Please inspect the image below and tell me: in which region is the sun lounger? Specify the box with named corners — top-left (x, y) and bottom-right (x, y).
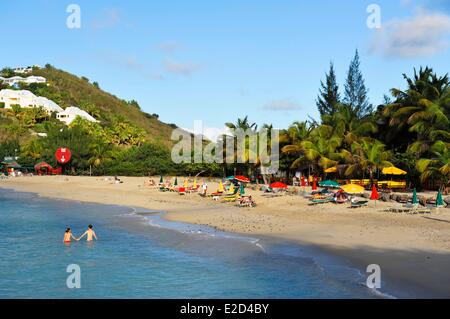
top-left (350, 200), bottom-right (369, 208)
top-left (222, 194), bottom-right (240, 202)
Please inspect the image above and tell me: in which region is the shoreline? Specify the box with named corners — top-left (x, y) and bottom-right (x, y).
top-left (1, 175), bottom-right (450, 298)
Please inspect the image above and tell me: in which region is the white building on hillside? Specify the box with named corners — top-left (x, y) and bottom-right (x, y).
top-left (0, 76), bottom-right (46, 86)
top-left (0, 89), bottom-right (63, 113)
top-left (56, 106), bottom-right (99, 125)
top-left (13, 66), bottom-right (36, 74)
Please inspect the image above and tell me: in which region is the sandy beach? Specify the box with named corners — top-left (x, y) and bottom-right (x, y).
top-left (1, 175), bottom-right (450, 298)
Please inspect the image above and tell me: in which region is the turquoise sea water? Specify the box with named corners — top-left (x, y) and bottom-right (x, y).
top-left (0, 189), bottom-right (378, 299)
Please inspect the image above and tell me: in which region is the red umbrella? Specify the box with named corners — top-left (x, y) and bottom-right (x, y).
top-left (301, 176), bottom-right (306, 187)
top-left (370, 184), bottom-right (379, 200)
top-left (235, 175), bottom-right (250, 183)
top-left (270, 182), bottom-right (288, 189)
top-left (312, 177), bottom-right (317, 190)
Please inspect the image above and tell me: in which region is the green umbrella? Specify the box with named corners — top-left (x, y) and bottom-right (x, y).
top-left (239, 183), bottom-right (245, 195)
top-left (174, 177), bottom-right (178, 186)
top-left (226, 176), bottom-right (235, 180)
top-left (436, 189), bottom-right (444, 207)
top-left (318, 180), bottom-right (340, 188)
top-left (412, 188), bottom-right (418, 205)
top-left (159, 176), bottom-right (163, 183)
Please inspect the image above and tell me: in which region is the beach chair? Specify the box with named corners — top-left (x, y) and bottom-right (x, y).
top-left (178, 187), bottom-right (186, 195)
top-left (350, 200), bottom-right (369, 208)
top-left (222, 194), bottom-right (240, 202)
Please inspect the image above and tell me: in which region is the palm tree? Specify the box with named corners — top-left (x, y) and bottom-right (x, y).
top-left (384, 67), bottom-right (450, 155)
top-left (416, 141), bottom-right (450, 189)
top-left (282, 125), bottom-right (341, 175)
top-left (88, 142), bottom-right (117, 173)
top-left (344, 138), bottom-right (392, 183)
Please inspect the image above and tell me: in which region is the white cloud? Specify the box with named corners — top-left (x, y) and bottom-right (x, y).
top-left (164, 59), bottom-right (201, 76)
top-left (370, 9), bottom-right (450, 58)
top-left (101, 51), bottom-right (164, 80)
top-left (91, 8), bottom-right (122, 29)
top-left (157, 41), bottom-right (184, 53)
top-left (262, 99), bottom-right (301, 111)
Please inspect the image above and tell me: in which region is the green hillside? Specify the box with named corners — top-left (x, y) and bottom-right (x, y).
top-left (31, 65), bottom-right (178, 146)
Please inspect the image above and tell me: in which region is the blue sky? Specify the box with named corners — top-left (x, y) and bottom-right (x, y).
top-left (1, 0), bottom-right (449, 139)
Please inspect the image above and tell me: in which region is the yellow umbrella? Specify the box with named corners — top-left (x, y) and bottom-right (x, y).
top-left (193, 180), bottom-right (197, 188)
top-left (229, 183), bottom-right (235, 193)
top-left (341, 184), bottom-right (365, 194)
top-left (382, 166), bottom-right (407, 175)
top-left (183, 179), bottom-right (188, 188)
top-left (218, 181), bottom-right (224, 192)
top-left (324, 167), bottom-right (337, 173)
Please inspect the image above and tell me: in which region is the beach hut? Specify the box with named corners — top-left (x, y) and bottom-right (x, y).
top-left (34, 162), bottom-right (53, 175)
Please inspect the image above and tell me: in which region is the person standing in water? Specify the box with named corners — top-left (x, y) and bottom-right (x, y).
top-left (78, 224), bottom-right (98, 242)
top-left (63, 227), bottom-right (78, 243)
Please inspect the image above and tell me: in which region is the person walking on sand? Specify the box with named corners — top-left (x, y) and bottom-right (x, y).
top-left (63, 227), bottom-right (78, 243)
top-left (78, 224), bottom-right (98, 242)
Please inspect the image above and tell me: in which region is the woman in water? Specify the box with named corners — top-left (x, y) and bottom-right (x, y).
top-left (63, 227), bottom-right (78, 243)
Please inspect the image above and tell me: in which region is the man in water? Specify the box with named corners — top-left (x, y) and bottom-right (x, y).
top-left (63, 227), bottom-right (78, 243)
top-left (78, 224), bottom-right (98, 242)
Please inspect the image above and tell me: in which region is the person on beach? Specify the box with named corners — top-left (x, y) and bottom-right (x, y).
top-left (78, 225), bottom-right (98, 242)
top-left (63, 227), bottom-right (78, 243)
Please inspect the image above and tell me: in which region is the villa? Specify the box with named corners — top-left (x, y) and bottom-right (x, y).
top-left (0, 89), bottom-right (63, 113)
top-left (56, 106), bottom-right (99, 125)
top-left (13, 66), bottom-right (38, 74)
top-left (0, 75), bottom-right (47, 86)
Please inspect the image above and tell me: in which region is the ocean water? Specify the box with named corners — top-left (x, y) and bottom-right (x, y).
top-left (0, 189), bottom-right (378, 299)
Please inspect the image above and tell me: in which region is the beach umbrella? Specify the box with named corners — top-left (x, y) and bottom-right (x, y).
top-left (174, 177), bottom-right (178, 186)
top-left (270, 182), bottom-right (288, 189)
top-left (311, 177), bottom-right (318, 191)
top-left (226, 176), bottom-right (235, 180)
top-left (235, 175), bottom-right (250, 183)
top-left (301, 176), bottom-right (306, 187)
top-left (218, 181), bottom-right (224, 193)
top-left (239, 183), bottom-right (245, 195)
top-left (382, 166), bottom-right (407, 175)
top-left (318, 180), bottom-right (340, 188)
top-left (159, 176), bottom-right (163, 184)
top-left (324, 167), bottom-right (337, 173)
top-left (183, 179), bottom-right (188, 188)
top-left (436, 190), bottom-right (445, 207)
top-left (370, 184), bottom-right (379, 200)
top-left (341, 184), bottom-right (365, 194)
top-left (412, 188), bottom-right (418, 205)
top-left (229, 183), bottom-right (235, 193)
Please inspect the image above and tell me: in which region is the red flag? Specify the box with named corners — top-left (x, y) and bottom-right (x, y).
top-left (370, 184), bottom-right (379, 200)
